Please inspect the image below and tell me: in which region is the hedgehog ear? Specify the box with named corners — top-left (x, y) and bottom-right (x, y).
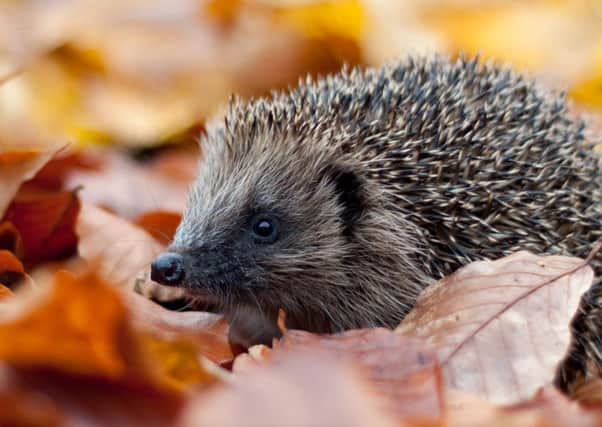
top-left (325, 166), bottom-right (365, 236)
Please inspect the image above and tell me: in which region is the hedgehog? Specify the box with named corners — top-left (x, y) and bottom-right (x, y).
top-left (150, 55), bottom-right (602, 387)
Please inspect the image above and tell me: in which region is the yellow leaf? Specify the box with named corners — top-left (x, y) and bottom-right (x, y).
top-left (271, 0), bottom-right (364, 42)
top-left (570, 40), bottom-right (602, 109)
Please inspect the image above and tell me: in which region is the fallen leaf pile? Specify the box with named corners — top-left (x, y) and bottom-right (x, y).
top-left (2, 0), bottom-right (602, 425)
top-left (0, 147), bottom-right (600, 425)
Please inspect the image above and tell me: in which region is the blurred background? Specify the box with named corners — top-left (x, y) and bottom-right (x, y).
top-left (1, 0), bottom-right (600, 150)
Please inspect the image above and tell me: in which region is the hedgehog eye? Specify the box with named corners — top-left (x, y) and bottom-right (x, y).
top-left (251, 215), bottom-right (279, 243)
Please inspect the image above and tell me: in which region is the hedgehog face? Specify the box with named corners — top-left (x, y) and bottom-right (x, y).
top-left (152, 116), bottom-right (427, 348)
top-left (151, 129), bottom-right (373, 345)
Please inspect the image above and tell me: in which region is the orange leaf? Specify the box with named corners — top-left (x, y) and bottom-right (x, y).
top-left (134, 210), bottom-right (182, 245)
top-left (3, 188), bottom-right (80, 265)
top-left (0, 267), bottom-right (222, 425)
top-left (125, 292), bottom-right (232, 365)
top-left (0, 269), bottom-right (148, 379)
top-left (0, 249), bottom-right (24, 274)
top-left (0, 249), bottom-right (25, 291)
top-left (142, 335), bottom-right (220, 389)
top-left (0, 284), bottom-right (13, 299)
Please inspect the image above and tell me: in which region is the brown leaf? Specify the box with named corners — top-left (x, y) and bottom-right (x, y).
top-left (273, 327), bottom-right (443, 421)
top-left (134, 210), bottom-right (182, 245)
top-left (69, 148), bottom-right (197, 219)
top-left (179, 352), bottom-right (398, 427)
top-left (25, 150), bottom-right (101, 191)
top-left (0, 148), bottom-right (57, 217)
top-left (77, 203), bottom-right (183, 301)
top-left (398, 251), bottom-right (594, 404)
top-left (3, 188), bottom-right (80, 265)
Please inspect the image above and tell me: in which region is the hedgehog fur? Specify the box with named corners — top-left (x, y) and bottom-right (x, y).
top-left (156, 55), bottom-right (602, 388)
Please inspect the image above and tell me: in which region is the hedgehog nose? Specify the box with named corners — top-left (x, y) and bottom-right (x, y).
top-left (151, 252), bottom-right (185, 286)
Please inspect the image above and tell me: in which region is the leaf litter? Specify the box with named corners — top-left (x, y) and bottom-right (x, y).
top-left (1, 1), bottom-right (602, 425)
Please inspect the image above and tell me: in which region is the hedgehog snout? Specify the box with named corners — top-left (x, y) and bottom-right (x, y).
top-left (151, 252), bottom-right (186, 286)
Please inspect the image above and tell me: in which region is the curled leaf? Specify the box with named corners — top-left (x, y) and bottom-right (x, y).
top-left (2, 188), bottom-right (80, 265)
top-left (0, 148), bottom-right (56, 217)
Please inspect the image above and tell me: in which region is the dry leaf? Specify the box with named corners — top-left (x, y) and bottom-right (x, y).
top-left (141, 336), bottom-right (221, 390)
top-left (25, 150), bottom-right (101, 191)
top-left (77, 203), bottom-right (183, 301)
top-left (69, 150), bottom-right (195, 219)
top-left (0, 267), bottom-right (220, 390)
top-left (0, 148), bottom-right (56, 217)
top-left (0, 269), bottom-right (150, 379)
top-left (179, 352), bottom-right (398, 427)
top-left (0, 0), bottom-right (360, 146)
top-left (0, 366), bottom-right (184, 427)
top-left (125, 291), bottom-right (232, 365)
top-left (3, 188), bottom-right (80, 265)
top-left (399, 251), bottom-right (594, 404)
top-left (274, 327), bottom-right (443, 421)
